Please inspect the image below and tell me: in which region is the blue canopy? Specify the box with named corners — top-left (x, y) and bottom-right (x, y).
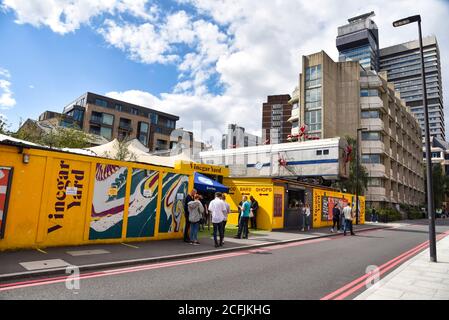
top-left (193, 172), bottom-right (229, 193)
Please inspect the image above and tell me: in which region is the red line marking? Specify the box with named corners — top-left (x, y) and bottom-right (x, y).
top-left (321, 229), bottom-right (449, 300)
top-left (0, 237), bottom-right (329, 292)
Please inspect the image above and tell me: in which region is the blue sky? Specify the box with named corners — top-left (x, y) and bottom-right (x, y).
top-left (1, 0), bottom-right (448, 146)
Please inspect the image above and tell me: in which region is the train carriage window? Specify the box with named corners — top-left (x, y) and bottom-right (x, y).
top-left (316, 150), bottom-right (322, 156)
top-left (323, 149), bottom-right (329, 155)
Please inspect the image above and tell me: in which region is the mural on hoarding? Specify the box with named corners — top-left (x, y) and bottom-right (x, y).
top-left (126, 169), bottom-right (159, 238)
top-left (158, 173), bottom-right (189, 234)
top-left (89, 164), bottom-right (128, 240)
top-left (0, 167), bottom-right (13, 239)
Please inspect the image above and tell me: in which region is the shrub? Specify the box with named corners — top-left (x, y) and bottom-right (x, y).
top-left (378, 207), bottom-right (402, 222)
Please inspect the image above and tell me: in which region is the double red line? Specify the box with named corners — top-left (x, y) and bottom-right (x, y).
top-left (321, 230), bottom-right (449, 300)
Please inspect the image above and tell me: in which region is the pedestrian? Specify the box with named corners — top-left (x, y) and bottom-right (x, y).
top-left (301, 203), bottom-right (311, 231)
top-left (221, 194), bottom-right (230, 242)
top-left (249, 196), bottom-right (259, 230)
top-left (371, 207), bottom-right (378, 223)
top-left (340, 202), bottom-right (346, 231)
top-left (235, 195), bottom-right (251, 239)
top-left (343, 202), bottom-right (355, 236)
top-left (188, 194), bottom-right (204, 245)
top-left (331, 203), bottom-right (341, 233)
top-left (208, 192), bottom-right (227, 248)
top-left (183, 189), bottom-right (197, 243)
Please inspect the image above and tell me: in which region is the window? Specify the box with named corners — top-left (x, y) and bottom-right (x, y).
top-left (95, 98), bottom-right (108, 108)
top-left (305, 87), bottom-right (321, 109)
top-left (323, 149), bottom-right (329, 155)
top-left (100, 127), bottom-right (112, 140)
top-left (362, 154), bottom-right (381, 164)
top-left (305, 65), bottom-right (322, 88)
top-left (316, 150), bottom-right (322, 156)
top-left (292, 103), bottom-right (299, 110)
top-left (362, 131), bottom-right (381, 141)
top-left (89, 125), bottom-right (100, 135)
top-left (131, 108), bottom-right (138, 115)
top-left (115, 104), bottom-right (123, 111)
top-left (361, 110), bottom-right (380, 119)
top-left (368, 178), bottom-right (384, 187)
top-left (166, 119), bottom-right (176, 129)
top-left (102, 113), bottom-right (114, 126)
top-left (292, 121), bottom-right (299, 129)
top-left (360, 89), bottom-right (379, 97)
top-left (150, 113), bottom-right (158, 125)
top-left (305, 110), bottom-right (322, 132)
top-left (138, 122), bottom-right (149, 146)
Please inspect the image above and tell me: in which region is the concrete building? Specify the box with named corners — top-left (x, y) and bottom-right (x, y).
top-left (292, 50), bottom-right (425, 208)
top-left (380, 36), bottom-right (444, 140)
top-left (262, 94), bottom-right (292, 144)
top-left (336, 11), bottom-right (380, 71)
top-left (61, 92), bottom-right (179, 151)
top-left (221, 124), bottom-right (262, 149)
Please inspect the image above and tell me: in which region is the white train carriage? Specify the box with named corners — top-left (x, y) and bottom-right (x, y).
top-left (199, 137), bottom-right (349, 180)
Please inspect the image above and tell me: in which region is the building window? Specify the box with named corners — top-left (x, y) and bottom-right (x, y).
top-left (100, 127), bottom-right (112, 140)
top-left (102, 113), bottom-right (114, 126)
top-left (138, 122), bottom-right (149, 146)
top-left (361, 110), bottom-right (380, 119)
top-left (362, 154), bottom-right (381, 164)
top-left (292, 103), bottom-right (299, 110)
top-left (166, 119), bottom-right (176, 129)
top-left (305, 87), bottom-right (322, 109)
top-left (115, 104), bottom-right (123, 111)
top-left (305, 110), bottom-right (322, 132)
top-left (131, 108), bottom-right (139, 115)
top-left (305, 65), bottom-right (322, 88)
top-left (150, 113), bottom-right (158, 125)
top-left (360, 89), bottom-right (379, 97)
top-left (89, 125), bottom-right (100, 136)
top-left (368, 178), bottom-right (384, 187)
top-left (362, 131), bottom-right (381, 141)
top-left (95, 98), bottom-right (108, 108)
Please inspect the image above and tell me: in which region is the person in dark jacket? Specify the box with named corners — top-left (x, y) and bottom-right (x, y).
top-left (331, 203), bottom-right (341, 233)
top-left (183, 189), bottom-right (197, 243)
top-left (249, 196), bottom-right (259, 229)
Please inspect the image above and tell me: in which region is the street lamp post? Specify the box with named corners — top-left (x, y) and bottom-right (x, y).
top-left (393, 15), bottom-right (437, 262)
top-left (355, 127), bottom-right (367, 225)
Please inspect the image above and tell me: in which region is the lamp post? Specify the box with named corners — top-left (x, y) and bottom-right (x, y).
top-left (393, 15), bottom-right (437, 262)
top-left (356, 127), bottom-right (367, 225)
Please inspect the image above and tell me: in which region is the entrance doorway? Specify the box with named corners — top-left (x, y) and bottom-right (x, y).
top-left (284, 189), bottom-right (305, 229)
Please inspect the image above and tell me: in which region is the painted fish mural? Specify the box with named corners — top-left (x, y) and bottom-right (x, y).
top-left (126, 169), bottom-right (159, 238)
top-left (89, 164), bottom-right (128, 240)
top-left (158, 173), bottom-right (189, 233)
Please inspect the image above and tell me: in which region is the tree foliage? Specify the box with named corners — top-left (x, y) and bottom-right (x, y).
top-left (101, 138), bottom-right (138, 162)
top-left (424, 163), bottom-right (449, 209)
top-left (333, 136), bottom-right (369, 195)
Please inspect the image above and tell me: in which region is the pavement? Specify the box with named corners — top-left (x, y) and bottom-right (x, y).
top-left (0, 223), bottom-right (386, 282)
top-left (355, 228), bottom-right (449, 300)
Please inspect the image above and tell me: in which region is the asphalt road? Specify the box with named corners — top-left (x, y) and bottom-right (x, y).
top-left (1, 220), bottom-right (449, 300)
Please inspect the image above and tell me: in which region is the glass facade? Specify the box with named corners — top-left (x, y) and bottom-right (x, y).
top-left (304, 65), bottom-right (322, 136)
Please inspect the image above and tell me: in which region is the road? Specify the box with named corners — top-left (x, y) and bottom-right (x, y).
top-left (1, 220), bottom-right (449, 300)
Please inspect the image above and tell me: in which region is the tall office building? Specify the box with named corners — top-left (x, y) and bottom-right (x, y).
top-left (379, 36), bottom-right (445, 140)
top-left (221, 124), bottom-right (262, 149)
top-left (336, 11), bottom-right (380, 71)
top-left (262, 94), bottom-right (292, 144)
top-left (290, 50), bottom-right (424, 208)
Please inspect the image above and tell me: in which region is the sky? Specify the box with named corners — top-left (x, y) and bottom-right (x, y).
top-left (1, 0), bottom-right (448, 148)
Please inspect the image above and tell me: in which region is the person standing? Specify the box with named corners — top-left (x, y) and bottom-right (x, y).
top-left (301, 203), bottom-right (311, 231)
top-left (249, 196), bottom-right (259, 230)
top-left (235, 196), bottom-right (251, 239)
top-left (221, 194), bottom-right (230, 242)
top-left (183, 189), bottom-right (197, 243)
top-left (371, 207), bottom-right (378, 223)
top-left (208, 192), bottom-right (227, 248)
top-left (331, 203), bottom-right (341, 233)
top-left (188, 194), bottom-right (204, 245)
top-left (343, 202), bottom-right (355, 236)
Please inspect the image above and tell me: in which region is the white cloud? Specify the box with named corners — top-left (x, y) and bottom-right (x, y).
top-left (3, 0), bottom-right (449, 142)
top-left (0, 67), bottom-right (16, 109)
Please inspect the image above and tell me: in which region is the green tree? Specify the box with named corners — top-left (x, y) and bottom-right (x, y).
top-left (102, 138), bottom-right (138, 162)
top-left (0, 116), bottom-right (10, 135)
top-left (333, 136), bottom-right (369, 195)
top-left (425, 164), bottom-right (449, 209)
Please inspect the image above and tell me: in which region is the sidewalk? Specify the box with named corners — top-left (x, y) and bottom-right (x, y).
top-left (355, 232), bottom-right (449, 300)
top-left (0, 223), bottom-right (387, 282)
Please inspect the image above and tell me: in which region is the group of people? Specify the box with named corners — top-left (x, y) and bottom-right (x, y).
top-left (183, 190), bottom-right (259, 248)
top-left (183, 189), bottom-right (231, 247)
top-left (330, 201), bottom-right (356, 236)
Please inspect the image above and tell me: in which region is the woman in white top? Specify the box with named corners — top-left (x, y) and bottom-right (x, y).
top-left (301, 203), bottom-right (311, 231)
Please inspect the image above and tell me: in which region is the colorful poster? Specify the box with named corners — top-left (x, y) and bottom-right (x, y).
top-left (126, 169), bottom-right (159, 238)
top-left (322, 196), bottom-right (344, 221)
top-left (89, 164), bottom-right (128, 240)
top-left (0, 167), bottom-right (13, 239)
top-left (158, 173), bottom-right (189, 234)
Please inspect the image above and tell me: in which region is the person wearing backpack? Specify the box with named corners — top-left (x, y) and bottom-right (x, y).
top-left (188, 194), bottom-right (204, 245)
top-left (331, 203), bottom-right (341, 233)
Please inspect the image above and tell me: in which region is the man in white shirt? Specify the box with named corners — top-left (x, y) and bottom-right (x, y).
top-left (342, 202), bottom-right (355, 236)
top-left (208, 192), bottom-right (227, 247)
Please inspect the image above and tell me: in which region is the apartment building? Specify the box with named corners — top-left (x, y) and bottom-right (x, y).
top-left (289, 50), bottom-right (425, 208)
top-left (221, 124), bottom-right (262, 149)
top-left (262, 94), bottom-right (292, 144)
top-left (61, 92), bottom-right (179, 151)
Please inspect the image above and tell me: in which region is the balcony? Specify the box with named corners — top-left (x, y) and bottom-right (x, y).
top-left (361, 118), bottom-right (384, 132)
top-left (361, 141), bottom-right (385, 155)
top-left (366, 187), bottom-right (388, 202)
top-left (360, 76), bottom-right (382, 88)
top-left (119, 123), bottom-right (133, 132)
top-left (364, 163), bottom-right (386, 178)
top-left (90, 116), bottom-right (102, 124)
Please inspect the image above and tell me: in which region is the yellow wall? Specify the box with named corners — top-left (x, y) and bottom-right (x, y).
top-left (0, 144), bottom-right (215, 250)
top-left (224, 178), bottom-right (280, 231)
top-left (312, 188), bottom-right (365, 228)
